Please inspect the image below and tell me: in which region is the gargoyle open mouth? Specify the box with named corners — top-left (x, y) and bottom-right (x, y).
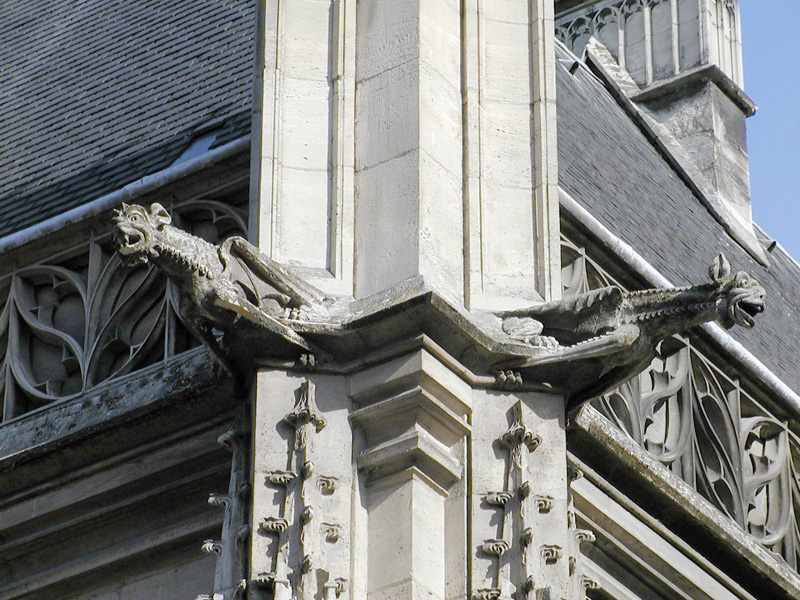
top-left (115, 225), bottom-right (145, 256)
top-left (729, 293), bottom-right (765, 328)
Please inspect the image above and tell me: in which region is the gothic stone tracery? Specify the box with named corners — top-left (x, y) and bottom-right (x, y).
top-left (0, 199), bottom-right (247, 422)
top-left (562, 235), bottom-right (800, 571)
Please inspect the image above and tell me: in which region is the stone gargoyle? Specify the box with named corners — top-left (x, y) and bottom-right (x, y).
top-left (495, 254), bottom-right (766, 413)
top-left (113, 202), bottom-right (335, 391)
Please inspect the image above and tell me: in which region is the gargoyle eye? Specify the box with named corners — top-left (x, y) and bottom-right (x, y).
top-left (130, 214), bottom-right (140, 222)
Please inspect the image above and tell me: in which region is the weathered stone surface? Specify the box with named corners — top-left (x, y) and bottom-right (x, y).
top-left (114, 202), bottom-right (344, 389)
top-left (494, 254), bottom-right (765, 410)
top-left (0, 348), bottom-right (226, 481)
top-left (571, 406), bottom-right (800, 600)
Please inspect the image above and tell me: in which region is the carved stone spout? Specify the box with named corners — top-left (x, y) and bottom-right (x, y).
top-left (113, 202), bottom-right (335, 392)
top-left (495, 254), bottom-right (766, 412)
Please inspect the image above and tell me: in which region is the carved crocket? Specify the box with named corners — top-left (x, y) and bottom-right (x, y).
top-left (113, 202), bottom-right (332, 390)
top-left (496, 254), bottom-right (765, 412)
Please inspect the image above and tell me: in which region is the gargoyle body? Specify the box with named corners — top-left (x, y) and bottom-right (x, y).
top-left (114, 203), bottom-right (332, 389)
top-left (497, 254), bottom-right (765, 412)
top-left (113, 204), bottom-right (765, 410)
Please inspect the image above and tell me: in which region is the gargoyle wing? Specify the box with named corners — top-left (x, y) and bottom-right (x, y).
top-left (499, 286), bottom-right (624, 335)
top-left (219, 236), bottom-right (328, 310)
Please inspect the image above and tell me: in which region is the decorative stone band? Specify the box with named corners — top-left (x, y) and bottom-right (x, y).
top-left (322, 578), bottom-right (348, 600)
top-left (317, 475), bottom-right (338, 494)
top-left (351, 384), bottom-right (469, 490)
top-left (259, 517), bottom-right (289, 534)
top-left (484, 491), bottom-right (513, 507)
top-left (265, 470), bottom-right (296, 486)
top-left (207, 493), bottom-right (232, 510)
top-left (573, 529), bottom-right (597, 546)
top-left (472, 589), bottom-right (503, 600)
top-left (201, 540), bottom-right (224, 556)
top-left (534, 496), bottom-right (554, 513)
top-left (540, 544), bottom-right (563, 564)
top-left (555, 0), bottom-right (743, 87)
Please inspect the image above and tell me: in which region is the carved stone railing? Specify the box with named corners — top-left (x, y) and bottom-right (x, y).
top-left (562, 236), bottom-right (800, 572)
top-left (0, 199), bottom-right (247, 423)
top-left (555, 0), bottom-right (742, 88)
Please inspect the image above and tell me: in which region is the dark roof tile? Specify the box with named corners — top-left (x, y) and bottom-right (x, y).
top-left (556, 43), bottom-right (800, 395)
top-left (0, 0), bottom-right (254, 237)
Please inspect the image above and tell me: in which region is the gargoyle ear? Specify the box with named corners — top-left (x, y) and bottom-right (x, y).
top-left (708, 253), bottom-right (732, 284)
top-left (149, 203), bottom-right (172, 228)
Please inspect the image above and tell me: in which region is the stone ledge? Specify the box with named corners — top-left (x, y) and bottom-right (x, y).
top-left (570, 405), bottom-right (800, 600)
top-left (0, 348), bottom-right (227, 474)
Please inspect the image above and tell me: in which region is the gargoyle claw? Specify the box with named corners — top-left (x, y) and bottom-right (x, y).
top-left (283, 304), bottom-right (328, 322)
top-left (495, 370), bottom-right (523, 389)
top-left (532, 335), bottom-right (559, 349)
top-left (298, 353), bottom-right (316, 371)
top-left (284, 306), bottom-right (304, 320)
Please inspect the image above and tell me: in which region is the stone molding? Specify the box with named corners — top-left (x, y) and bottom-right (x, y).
top-left (572, 406), bottom-right (800, 598)
top-left (350, 350), bottom-right (471, 491)
top-left (556, 0), bottom-right (744, 88)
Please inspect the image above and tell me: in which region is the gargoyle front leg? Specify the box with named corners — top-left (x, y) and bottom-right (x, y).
top-left (502, 316), bottom-right (559, 349)
top-left (498, 324), bottom-right (641, 369)
top-left (191, 321), bottom-right (245, 392)
top-left (212, 295), bottom-right (314, 353)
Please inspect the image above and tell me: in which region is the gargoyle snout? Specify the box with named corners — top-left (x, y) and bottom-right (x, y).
top-left (726, 274), bottom-right (766, 329)
top-left (112, 204), bottom-right (155, 264)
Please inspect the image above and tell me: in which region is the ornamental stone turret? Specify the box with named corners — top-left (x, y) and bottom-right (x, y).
top-left (556, 0), bottom-right (766, 264)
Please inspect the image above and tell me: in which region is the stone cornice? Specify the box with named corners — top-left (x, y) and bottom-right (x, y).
top-left (570, 406), bottom-right (800, 600)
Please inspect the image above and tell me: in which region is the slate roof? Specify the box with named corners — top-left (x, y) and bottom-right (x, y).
top-left (555, 42), bottom-right (800, 396)
top-left (0, 0), bottom-right (254, 238)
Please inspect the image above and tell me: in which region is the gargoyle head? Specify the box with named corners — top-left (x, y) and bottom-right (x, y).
top-left (708, 253), bottom-right (766, 329)
top-left (113, 203), bottom-right (172, 265)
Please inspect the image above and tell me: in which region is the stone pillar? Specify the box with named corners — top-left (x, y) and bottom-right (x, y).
top-left (250, 0), bottom-right (562, 308)
top-left (349, 349), bottom-right (471, 600)
top-left (249, 373), bottom-right (353, 600)
top-left (471, 390), bottom-right (572, 600)
top-left (250, 0), bottom-right (356, 295)
top-left (461, 0), bottom-right (561, 309)
top-left (247, 0), bottom-right (570, 597)
top-left (353, 0), bottom-right (466, 304)
top-left (245, 348), bottom-right (588, 600)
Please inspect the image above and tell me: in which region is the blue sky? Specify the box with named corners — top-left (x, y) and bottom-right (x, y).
top-left (740, 4), bottom-right (800, 260)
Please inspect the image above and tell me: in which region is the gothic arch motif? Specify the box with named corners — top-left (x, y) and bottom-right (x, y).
top-left (0, 199), bottom-right (247, 422)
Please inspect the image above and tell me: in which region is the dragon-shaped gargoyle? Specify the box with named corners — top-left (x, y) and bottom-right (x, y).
top-left (495, 254), bottom-right (765, 413)
top-left (114, 202), bottom-right (335, 391)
